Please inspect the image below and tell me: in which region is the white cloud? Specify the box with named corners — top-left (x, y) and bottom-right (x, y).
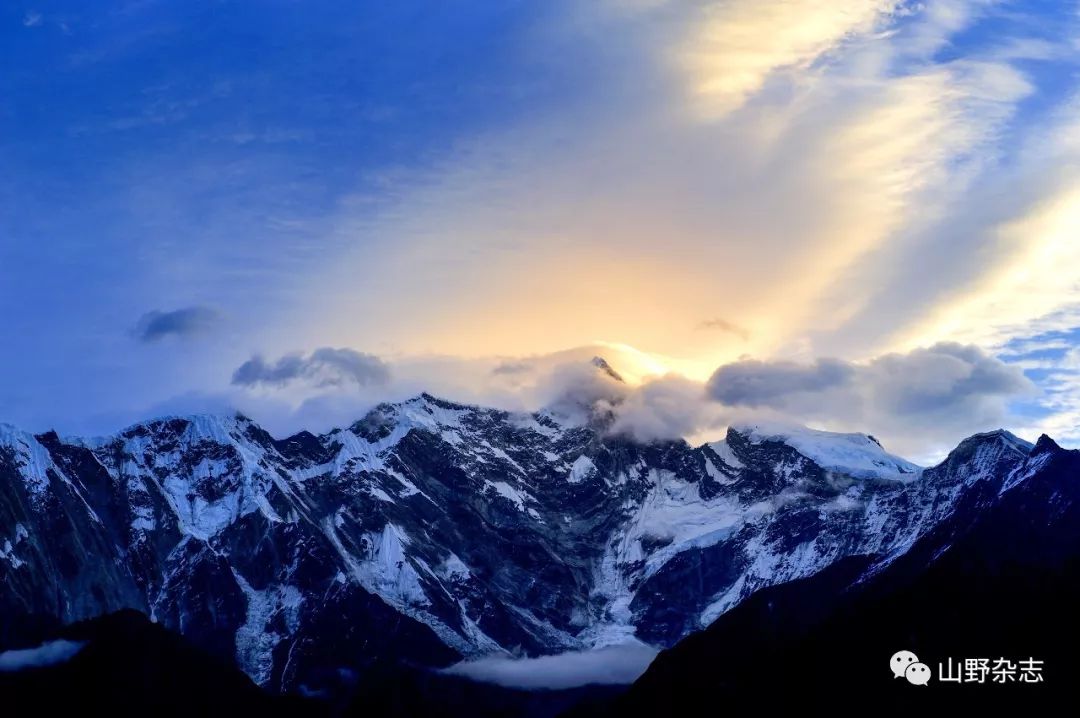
top-left (209, 339), bottom-right (1034, 465)
top-left (441, 643), bottom-right (658, 690)
top-left (676, 0), bottom-right (900, 119)
top-left (213, 5), bottom-right (1079, 456)
top-left (0, 640), bottom-right (85, 671)
top-left (288, 0), bottom-right (1050, 383)
top-left (899, 183), bottom-right (1080, 350)
top-left (706, 343), bottom-right (1034, 457)
top-left (37, 0), bottom-right (1078, 456)
top-left (218, 344), bottom-right (671, 437)
top-left (231, 348), bottom-right (391, 389)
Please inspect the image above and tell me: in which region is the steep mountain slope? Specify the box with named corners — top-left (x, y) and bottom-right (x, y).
top-left (605, 435), bottom-right (1080, 715)
top-left (0, 380), bottom-right (1045, 696)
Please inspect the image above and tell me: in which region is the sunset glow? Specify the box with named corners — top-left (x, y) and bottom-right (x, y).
top-left (3, 0), bottom-right (1079, 459)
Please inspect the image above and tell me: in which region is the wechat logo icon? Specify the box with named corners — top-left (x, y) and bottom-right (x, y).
top-left (891, 650), bottom-right (930, 686)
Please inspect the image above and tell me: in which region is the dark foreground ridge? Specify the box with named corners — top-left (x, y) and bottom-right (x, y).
top-left (0, 610), bottom-right (320, 717)
top-left (0, 609), bottom-right (623, 718)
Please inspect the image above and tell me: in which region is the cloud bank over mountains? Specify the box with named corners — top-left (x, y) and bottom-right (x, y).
top-left (216, 341), bottom-right (1030, 461)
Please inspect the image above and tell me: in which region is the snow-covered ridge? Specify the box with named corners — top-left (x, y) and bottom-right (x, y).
top-left (0, 424), bottom-right (55, 498)
top-left (730, 422), bottom-right (922, 481)
top-left (67, 412), bottom-right (255, 450)
top-left (954, 429), bottom-right (1033, 456)
top-left (0, 391), bottom-right (1057, 696)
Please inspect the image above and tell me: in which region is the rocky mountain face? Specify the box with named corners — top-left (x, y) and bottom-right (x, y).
top-left (603, 435), bottom-right (1080, 716)
top-left (0, 385), bottom-right (1049, 698)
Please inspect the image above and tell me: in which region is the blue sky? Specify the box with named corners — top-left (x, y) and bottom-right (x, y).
top-left (2, 0), bottom-right (566, 426)
top-left (2, 1), bottom-right (1079, 460)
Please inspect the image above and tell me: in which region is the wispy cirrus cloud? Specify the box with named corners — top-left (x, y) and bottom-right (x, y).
top-left (676, 0), bottom-right (902, 119)
top-left (302, 0), bottom-right (1043, 370)
top-left (5, 1), bottom-right (1080, 454)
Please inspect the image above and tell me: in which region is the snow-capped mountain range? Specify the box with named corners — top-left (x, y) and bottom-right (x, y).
top-left (0, 366), bottom-right (1049, 696)
top-left (613, 431), bottom-right (1080, 715)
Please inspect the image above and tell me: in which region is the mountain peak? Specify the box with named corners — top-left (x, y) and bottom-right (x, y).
top-left (591, 356), bottom-right (625, 383)
top-left (1032, 433), bottom-right (1062, 456)
top-left (727, 422), bottom-right (921, 480)
top-left (953, 428), bottom-right (1033, 456)
top-left (116, 413), bottom-right (253, 443)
